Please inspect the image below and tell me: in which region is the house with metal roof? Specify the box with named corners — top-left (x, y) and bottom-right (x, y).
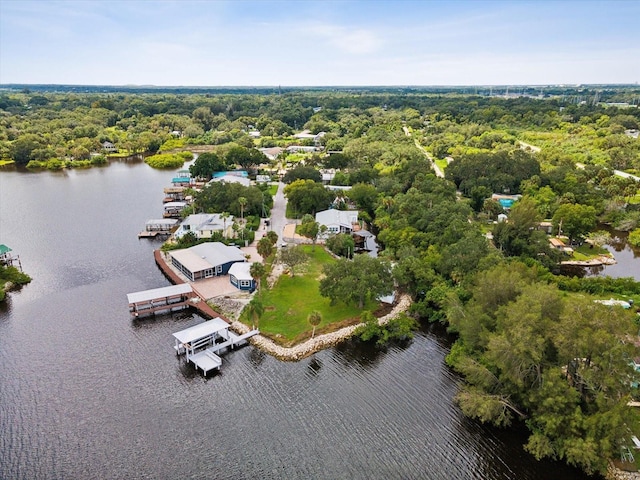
top-left (315, 209), bottom-right (359, 236)
top-left (168, 242), bottom-right (246, 282)
top-left (174, 213), bottom-right (235, 240)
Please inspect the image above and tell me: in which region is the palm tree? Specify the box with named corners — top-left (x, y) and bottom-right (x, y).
top-left (238, 197), bottom-right (247, 225)
top-left (221, 211), bottom-right (230, 239)
top-left (238, 197), bottom-right (247, 242)
top-left (249, 262), bottom-right (265, 292)
top-left (245, 297), bottom-right (264, 330)
top-left (308, 310), bottom-right (322, 338)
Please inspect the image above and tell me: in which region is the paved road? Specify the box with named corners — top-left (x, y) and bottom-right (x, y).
top-left (268, 182), bottom-right (291, 245)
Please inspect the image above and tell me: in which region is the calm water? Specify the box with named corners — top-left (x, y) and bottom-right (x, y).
top-left (0, 161), bottom-right (597, 479)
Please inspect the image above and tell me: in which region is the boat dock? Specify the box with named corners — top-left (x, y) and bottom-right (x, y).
top-left (138, 219), bottom-right (179, 238)
top-left (172, 318), bottom-right (259, 375)
top-left (127, 284), bottom-right (195, 317)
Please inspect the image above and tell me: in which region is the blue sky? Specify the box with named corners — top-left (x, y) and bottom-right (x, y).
top-left (1, 0), bottom-right (638, 86)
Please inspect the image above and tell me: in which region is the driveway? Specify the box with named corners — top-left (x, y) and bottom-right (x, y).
top-left (267, 181), bottom-right (295, 245)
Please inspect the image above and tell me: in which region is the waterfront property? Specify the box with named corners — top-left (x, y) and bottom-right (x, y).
top-left (163, 186), bottom-right (187, 203)
top-left (138, 219), bottom-right (178, 238)
top-left (209, 170), bottom-right (251, 187)
top-left (168, 242), bottom-right (246, 282)
top-left (0, 244), bottom-right (21, 269)
top-left (172, 317), bottom-right (259, 375)
top-left (127, 283), bottom-right (194, 317)
top-left (228, 262), bottom-right (255, 291)
top-left (173, 213), bottom-right (234, 240)
top-left (163, 201), bottom-right (188, 218)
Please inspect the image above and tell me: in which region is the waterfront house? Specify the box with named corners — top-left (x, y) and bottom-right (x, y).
top-left (0, 244), bottom-right (13, 265)
top-left (174, 213), bottom-right (234, 240)
top-left (228, 262), bottom-right (255, 292)
top-left (315, 209), bottom-right (359, 236)
top-left (102, 141), bottom-right (117, 153)
top-left (209, 171), bottom-right (251, 187)
top-left (169, 242), bottom-right (246, 282)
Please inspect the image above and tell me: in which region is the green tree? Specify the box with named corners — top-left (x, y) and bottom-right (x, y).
top-left (282, 165), bottom-right (322, 183)
top-left (278, 245), bottom-right (308, 277)
top-left (257, 237), bottom-right (275, 259)
top-left (308, 310), bottom-right (322, 338)
top-left (283, 179), bottom-right (333, 217)
top-left (244, 296), bottom-right (264, 329)
top-left (297, 214), bottom-right (320, 250)
top-left (552, 203), bottom-right (597, 244)
top-left (319, 255), bottom-right (393, 309)
top-left (249, 262), bottom-right (266, 291)
top-left (325, 233), bottom-right (355, 257)
top-left (189, 152), bottom-right (225, 180)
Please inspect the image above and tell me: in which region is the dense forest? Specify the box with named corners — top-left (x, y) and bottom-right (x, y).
top-left (1, 85), bottom-right (639, 475)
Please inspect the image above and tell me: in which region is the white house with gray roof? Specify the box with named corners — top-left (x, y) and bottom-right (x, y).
top-left (315, 209), bottom-right (359, 237)
top-left (174, 213), bottom-right (235, 240)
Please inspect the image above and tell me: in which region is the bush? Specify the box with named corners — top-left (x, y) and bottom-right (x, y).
top-left (145, 153), bottom-right (186, 169)
top-left (355, 311), bottom-right (417, 346)
top-left (629, 228), bottom-right (640, 247)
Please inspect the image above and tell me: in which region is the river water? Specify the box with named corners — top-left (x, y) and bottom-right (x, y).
top-left (0, 161), bottom-right (597, 479)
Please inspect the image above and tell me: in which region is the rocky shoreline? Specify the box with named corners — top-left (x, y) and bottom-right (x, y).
top-left (229, 293), bottom-right (412, 361)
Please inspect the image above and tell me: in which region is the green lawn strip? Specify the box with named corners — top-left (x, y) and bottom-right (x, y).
top-left (571, 243), bottom-right (610, 261)
top-left (435, 159), bottom-right (448, 172)
top-left (0, 159), bottom-right (14, 166)
top-left (267, 184), bottom-right (278, 196)
top-left (255, 245), bottom-right (375, 345)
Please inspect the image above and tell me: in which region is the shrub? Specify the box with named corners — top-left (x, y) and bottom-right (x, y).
top-left (145, 153), bottom-right (186, 169)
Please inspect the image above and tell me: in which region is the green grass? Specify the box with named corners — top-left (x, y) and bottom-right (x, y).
top-left (435, 159), bottom-right (448, 171)
top-left (253, 245), bottom-right (376, 345)
top-left (572, 243), bottom-right (610, 260)
top-left (0, 159), bottom-right (14, 166)
top-left (267, 184), bottom-right (278, 196)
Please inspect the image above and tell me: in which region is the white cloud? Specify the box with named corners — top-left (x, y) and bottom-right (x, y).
top-left (306, 24), bottom-right (382, 54)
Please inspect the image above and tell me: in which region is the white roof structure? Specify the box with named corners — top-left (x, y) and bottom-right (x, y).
top-left (169, 243), bottom-right (246, 272)
top-left (315, 209), bottom-right (359, 229)
top-left (127, 283), bottom-right (192, 304)
top-left (164, 201), bottom-right (187, 209)
top-left (228, 262), bottom-right (252, 281)
top-left (175, 214), bottom-right (232, 239)
top-left (210, 175), bottom-right (251, 187)
top-left (146, 219), bottom-right (178, 227)
top-left (172, 318), bottom-right (228, 344)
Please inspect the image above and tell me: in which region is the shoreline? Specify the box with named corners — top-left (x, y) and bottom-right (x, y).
top-left (153, 249), bottom-right (413, 360)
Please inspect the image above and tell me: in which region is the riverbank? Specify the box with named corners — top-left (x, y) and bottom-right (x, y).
top-left (561, 254), bottom-right (617, 266)
top-left (153, 248), bottom-right (412, 360)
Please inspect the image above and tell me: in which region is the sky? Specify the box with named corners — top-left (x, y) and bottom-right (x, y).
top-left (0, 0), bottom-right (639, 87)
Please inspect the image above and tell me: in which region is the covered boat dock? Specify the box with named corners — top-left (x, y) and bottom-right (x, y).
top-left (138, 218), bottom-right (178, 238)
top-left (172, 318), bottom-right (259, 375)
top-left (127, 284), bottom-right (194, 317)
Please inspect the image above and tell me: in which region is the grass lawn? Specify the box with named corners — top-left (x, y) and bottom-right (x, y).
top-left (571, 243), bottom-right (610, 261)
top-left (435, 159), bottom-right (448, 172)
top-left (267, 184), bottom-right (278, 197)
top-left (253, 245), bottom-right (377, 346)
top-left (0, 159), bottom-right (14, 166)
